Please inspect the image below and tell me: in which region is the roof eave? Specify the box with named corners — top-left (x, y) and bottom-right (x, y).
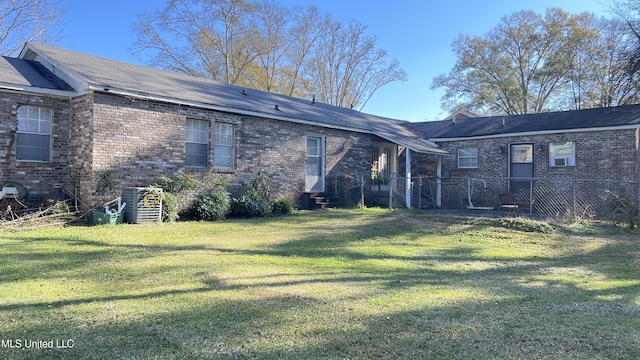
top-left (0, 82), bottom-right (76, 97)
top-left (429, 124), bottom-right (640, 142)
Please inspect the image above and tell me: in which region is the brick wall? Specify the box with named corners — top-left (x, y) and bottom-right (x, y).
top-left (0, 90), bottom-right (70, 201)
top-left (83, 91), bottom-right (378, 208)
top-left (435, 129), bottom-right (640, 182)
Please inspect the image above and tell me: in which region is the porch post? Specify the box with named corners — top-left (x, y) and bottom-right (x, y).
top-left (405, 148), bottom-right (412, 209)
top-left (436, 155), bottom-right (442, 208)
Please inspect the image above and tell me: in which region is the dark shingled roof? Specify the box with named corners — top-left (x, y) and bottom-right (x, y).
top-left (0, 56), bottom-right (73, 91)
top-left (20, 43), bottom-right (446, 154)
top-left (408, 105), bottom-right (640, 139)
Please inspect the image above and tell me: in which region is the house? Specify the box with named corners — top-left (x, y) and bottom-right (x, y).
top-left (406, 107), bottom-right (640, 215)
top-left (0, 43), bottom-right (446, 211)
top-left (1, 43), bottom-right (639, 217)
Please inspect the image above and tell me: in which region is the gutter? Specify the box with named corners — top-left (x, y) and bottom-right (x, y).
top-left (429, 124), bottom-right (640, 142)
top-left (0, 82), bottom-right (76, 98)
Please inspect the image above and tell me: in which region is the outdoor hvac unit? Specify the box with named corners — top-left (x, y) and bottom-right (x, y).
top-left (121, 187), bottom-right (163, 223)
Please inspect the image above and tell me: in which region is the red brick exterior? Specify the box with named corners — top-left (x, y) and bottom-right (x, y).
top-left (0, 91), bottom-right (70, 199)
top-left (434, 130), bottom-right (639, 182)
top-left (68, 91), bottom-right (380, 208)
top-left (4, 87), bottom-right (638, 211)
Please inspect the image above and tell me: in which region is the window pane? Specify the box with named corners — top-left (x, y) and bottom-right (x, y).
top-left (459, 148), bottom-right (477, 157)
top-left (549, 142), bottom-right (575, 157)
top-left (549, 141), bottom-right (575, 166)
top-left (214, 145), bottom-right (233, 168)
top-left (307, 138), bottom-right (319, 156)
top-left (186, 143), bottom-right (207, 167)
top-left (459, 157), bottom-right (478, 168)
top-left (186, 119), bottom-right (208, 144)
top-left (16, 133), bottom-right (50, 161)
top-left (16, 106), bottom-right (52, 161)
top-left (511, 145), bottom-right (533, 163)
top-left (458, 147), bottom-right (478, 168)
top-left (214, 123), bottom-right (234, 145)
top-left (214, 123), bottom-right (234, 168)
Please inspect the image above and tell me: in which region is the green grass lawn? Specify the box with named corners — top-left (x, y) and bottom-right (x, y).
top-left (0, 209), bottom-right (638, 359)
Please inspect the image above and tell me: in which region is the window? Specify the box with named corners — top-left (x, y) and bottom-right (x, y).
top-left (549, 141), bottom-right (575, 166)
top-left (458, 147), bottom-right (478, 168)
top-left (16, 105), bottom-right (52, 162)
top-left (214, 123), bottom-right (235, 169)
top-left (186, 119), bottom-right (208, 167)
top-left (511, 144), bottom-right (533, 163)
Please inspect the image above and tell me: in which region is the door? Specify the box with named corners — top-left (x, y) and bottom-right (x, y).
top-left (509, 143), bottom-right (533, 195)
top-left (305, 136), bottom-right (324, 192)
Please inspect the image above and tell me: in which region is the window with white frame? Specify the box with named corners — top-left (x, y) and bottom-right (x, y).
top-left (214, 122), bottom-right (235, 169)
top-left (549, 141), bottom-right (575, 166)
top-left (458, 147), bottom-right (478, 168)
top-left (16, 105), bottom-right (52, 162)
top-left (185, 119), bottom-right (209, 167)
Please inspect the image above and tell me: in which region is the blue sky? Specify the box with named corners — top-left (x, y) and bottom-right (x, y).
top-left (60, 0), bottom-right (611, 122)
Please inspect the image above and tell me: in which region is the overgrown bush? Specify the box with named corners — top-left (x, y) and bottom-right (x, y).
top-left (193, 187), bottom-right (230, 221)
top-left (605, 191), bottom-right (639, 229)
top-left (272, 195), bottom-right (293, 215)
top-left (161, 192), bottom-right (179, 222)
top-left (153, 171), bottom-right (200, 222)
top-left (230, 188), bottom-right (272, 217)
top-left (230, 170), bottom-right (280, 218)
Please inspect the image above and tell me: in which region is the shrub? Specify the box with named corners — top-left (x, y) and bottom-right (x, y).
top-left (606, 191), bottom-right (639, 229)
top-left (230, 188), bottom-right (272, 218)
top-left (272, 195), bottom-right (293, 215)
top-left (193, 187), bottom-right (230, 221)
top-left (161, 192), bottom-right (179, 222)
top-left (153, 171), bottom-right (201, 222)
top-left (155, 171), bottom-right (199, 193)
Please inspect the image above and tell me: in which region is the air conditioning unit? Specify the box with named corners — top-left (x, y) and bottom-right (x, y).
top-left (551, 156), bottom-right (575, 167)
top-left (554, 158), bottom-right (567, 166)
top-left (121, 187), bottom-right (163, 223)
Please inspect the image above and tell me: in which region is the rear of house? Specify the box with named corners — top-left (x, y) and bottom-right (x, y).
top-left (409, 107), bottom-right (640, 217)
top-left (1, 43), bottom-right (445, 211)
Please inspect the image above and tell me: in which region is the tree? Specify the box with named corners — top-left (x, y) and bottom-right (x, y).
top-left (132, 0), bottom-right (405, 110)
top-left (306, 20), bottom-right (406, 109)
top-left (0, 0), bottom-right (64, 56)
top-left (432, 9), bottom-right (575, 114)
top-left (431, 8), bottom-right (633, 115)
top-left (566, 16), bottom-right (640, 109)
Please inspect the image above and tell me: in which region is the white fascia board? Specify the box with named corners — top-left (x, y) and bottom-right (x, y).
top-left (21, 44), bottom-right (89, 93)
top-left (429, 125), bottom-right (640, 142)
top-left (374, 132), bottom-right (447, 154)
top-left (0, 82), bottom-right (76, 98)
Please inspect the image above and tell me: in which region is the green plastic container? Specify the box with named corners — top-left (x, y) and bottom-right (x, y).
top-left (92, 210), bottom-right (123, 225)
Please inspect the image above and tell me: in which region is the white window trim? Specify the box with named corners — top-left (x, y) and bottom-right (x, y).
top-left (185, 118), bottom-right (209, 168)
top-left (548, 141), bottom-right (576, 167)
top-left (214, 122), bottom-right (235, 169)
top-left (16, 105), bottom-right (52, 163)
top-left (457, 147), bottom-right (478, 169)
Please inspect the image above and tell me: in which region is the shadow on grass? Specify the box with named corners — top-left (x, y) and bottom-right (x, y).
top-left (0, 210), bottom-right (638, 359)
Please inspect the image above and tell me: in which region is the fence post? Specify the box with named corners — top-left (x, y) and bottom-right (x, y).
top-left (572, 179), bottom-right (577, 217)
top-left (529, 178), bottom-right (533, 214)
top-left (418, 175), bottom-right (422, 210)
top-left (360, 174), bottom-right (364, 208)
top-left (388, 177), bottom-right (392, 210)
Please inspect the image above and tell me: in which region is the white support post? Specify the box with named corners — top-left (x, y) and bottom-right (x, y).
top-left (436, 155), bottom-right (442, 208)
top-left (405, 149), bottom-right (412, 209)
